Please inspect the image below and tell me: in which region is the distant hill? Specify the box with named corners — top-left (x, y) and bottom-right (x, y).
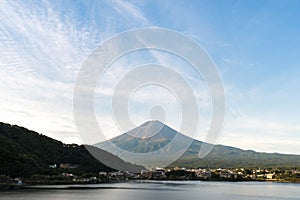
top-left (96, 120), bottom-right (300, 169)
top-left (0, 122), bottom-right (144, 178)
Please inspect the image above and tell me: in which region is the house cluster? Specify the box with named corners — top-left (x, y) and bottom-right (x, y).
top-left (133, 167), bottom-right (292, 181)
top-left (98, 171), bottom-right (132, 181)
top-left (49, 163), bottom-right (79, 169)
top-left (47, 163), bottom-right (300, 182)
top-left (250, 169), bottom-right (276, 179)
top-left (188, 167), bottom-right (277, 180)
top-left (56, 171), bottom-right (131, 183)
top-left (140, 168), bottom-right (167, 179)
top-left (96, 167), bottom-right (286, 181)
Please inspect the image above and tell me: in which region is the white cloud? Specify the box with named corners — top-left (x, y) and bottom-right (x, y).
top-left (0, 0), bottom-right (152, 144)
top-left (0, 1), bottom-right (101, 144)
top-left (109, 0), bottom-right (148, 25)
top-left (219, 107), bottom-right (300, 154)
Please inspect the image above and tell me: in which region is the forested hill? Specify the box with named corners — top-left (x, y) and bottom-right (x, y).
top-left (0, 122), bottom-right (144, 178)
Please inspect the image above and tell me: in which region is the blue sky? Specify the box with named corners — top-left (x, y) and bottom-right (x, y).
top-left (0, 0), bottom-right (300, 154)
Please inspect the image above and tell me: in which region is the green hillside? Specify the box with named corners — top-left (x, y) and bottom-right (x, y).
top-left (172, 140), bottom-right (300, 169)
top-left (0, 122), bottom-right (144, 178)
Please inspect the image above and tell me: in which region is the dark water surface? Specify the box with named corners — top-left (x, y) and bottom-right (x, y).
top-left (1, 181), bottom-right (299, 200)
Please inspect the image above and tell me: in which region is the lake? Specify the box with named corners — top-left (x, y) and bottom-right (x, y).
top-left (1, 181), bottom-right (299, 200)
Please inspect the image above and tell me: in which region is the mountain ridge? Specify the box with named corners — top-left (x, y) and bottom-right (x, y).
top-left (95, 120), bottom-right (300, 169)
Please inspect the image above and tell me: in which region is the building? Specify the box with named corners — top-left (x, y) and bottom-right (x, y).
top-left (196, 170), bottom-right (212, 179)
top-left (266, 173), bottom-right (275, 179)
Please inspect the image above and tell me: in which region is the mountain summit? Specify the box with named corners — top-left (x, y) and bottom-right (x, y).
top-left (95, 121), bottom-right (300, 169)
top-left (126, 120), bottom-right (170, 138)
top-left (97, 120), bottom-right (186, 153)
top-left (125, 120), bottom-right (181, 139)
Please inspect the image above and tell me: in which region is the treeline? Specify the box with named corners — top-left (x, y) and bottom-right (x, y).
top-left (0, 122), bottom-right (130, 178)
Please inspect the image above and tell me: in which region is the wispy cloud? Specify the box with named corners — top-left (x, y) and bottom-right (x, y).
top-left (0, 0), bottom-right (152, 144)
top-left (0, 1), bottom-right (101, 143)
top-left (0, 0), bottom-right (226, 147)
top-left (109, 0), bottom-right (149, 25)
top-left (0, 1), bottom-right (96, 80)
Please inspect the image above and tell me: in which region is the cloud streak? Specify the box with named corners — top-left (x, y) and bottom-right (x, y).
top-left (0, 0), bottom-right (101, 143)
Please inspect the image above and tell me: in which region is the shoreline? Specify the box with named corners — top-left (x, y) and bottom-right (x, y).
top-left (1, 179), bottom-right (299, 191)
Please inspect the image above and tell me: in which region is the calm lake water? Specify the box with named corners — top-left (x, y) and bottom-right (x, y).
top-left (1, 181), bottom-right (299, 200)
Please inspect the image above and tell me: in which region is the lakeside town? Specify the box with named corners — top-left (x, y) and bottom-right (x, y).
top-left (2, 163), bottom-right (300, 189)
top-left (86, 167), bottom-right (300, 183)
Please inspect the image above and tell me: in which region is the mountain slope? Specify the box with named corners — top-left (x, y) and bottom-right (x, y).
top-left (99, 120), bottom-right (179, 153)
top-left (173, 140), bottom-right (300, 169)
top-left (95, 121), bottom-right (300, 169)
top-left (0, 122), bottom-right (144, 177)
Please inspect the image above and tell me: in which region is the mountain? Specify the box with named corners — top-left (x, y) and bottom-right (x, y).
top-left (99, 120), bottom-right (180, 153)
top-left (96, 120), bottom-right (300, 169)
top-left (0, 122), bottom-right (145, 178)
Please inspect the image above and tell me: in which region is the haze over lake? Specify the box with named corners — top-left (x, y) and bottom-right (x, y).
top-left (1, 181), bottom-right (300, 200)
